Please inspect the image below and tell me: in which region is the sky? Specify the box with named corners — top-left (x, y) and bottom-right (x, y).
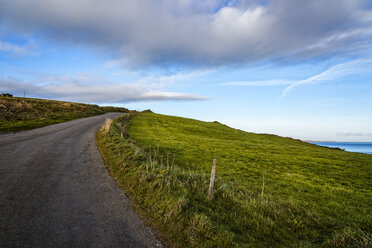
top-left (1, 0), bottom-right (372, 141)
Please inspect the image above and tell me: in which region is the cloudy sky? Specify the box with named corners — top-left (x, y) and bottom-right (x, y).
top-left (1, 0), bottom-right (372, 141)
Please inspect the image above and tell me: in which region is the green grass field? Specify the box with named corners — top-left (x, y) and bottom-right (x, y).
top-left (97, 112), bottom-right (372, 247)
top-left (0, 96), bottom-right (129, 131)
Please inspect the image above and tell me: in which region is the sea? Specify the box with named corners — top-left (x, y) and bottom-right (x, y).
top-left (310, 142), bottom-right (372, 154)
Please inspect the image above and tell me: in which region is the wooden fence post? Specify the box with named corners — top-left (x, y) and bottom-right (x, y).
top-left (261, 175), bottom-right (265, 199)
top-left (208, 158), bottom-right (217, 200)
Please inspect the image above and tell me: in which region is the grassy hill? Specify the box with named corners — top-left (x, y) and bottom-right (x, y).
top-left (97, 112), bottom-right (372, 248)
top-left (0, 96), bottom-right (129, 132)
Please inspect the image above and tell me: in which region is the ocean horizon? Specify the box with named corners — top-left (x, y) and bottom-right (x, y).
top-left (310, 142), bottom-right (372, 154)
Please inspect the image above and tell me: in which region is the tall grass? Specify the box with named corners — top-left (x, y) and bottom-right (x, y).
top-left (97, 113), bottom-right (372, 248)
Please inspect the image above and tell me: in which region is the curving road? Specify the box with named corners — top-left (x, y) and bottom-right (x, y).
top-left (0, 113), bottom-right (162, 248)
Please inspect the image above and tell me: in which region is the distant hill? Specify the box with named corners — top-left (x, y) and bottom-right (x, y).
top-left (0, 96), bottom-right (129, 132)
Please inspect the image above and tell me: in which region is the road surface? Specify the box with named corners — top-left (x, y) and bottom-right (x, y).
top-left (0, 113), bottom-right (162, 248)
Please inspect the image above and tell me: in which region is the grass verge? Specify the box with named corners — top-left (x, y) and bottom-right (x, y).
top-left (97, 113), bottom-right (372, 248)
top-left (0, 96), bottom-right (129, 131)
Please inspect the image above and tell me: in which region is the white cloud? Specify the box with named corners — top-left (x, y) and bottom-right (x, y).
top-left (281, 58), bottom-right (372, 97)
top-left (0, 41), bottom-right (33, 55)
top-left (0, 0), bottom-right (370, 66)
top-left (355, 9), bottom-right (372, 22)
top-left (306, 27), bottom-right (372, 51)
top-left (337, 132), bottom-right (372, 137)
top-left (135, 69), bottom-right (212, 88)
top-left (222, 79), bottom-right (293, 86)
top-left (0, 74), bottom-right (207, 103)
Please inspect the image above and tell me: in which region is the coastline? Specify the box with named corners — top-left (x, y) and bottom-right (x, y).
top-left (308, 141), bottom-right (372, 154)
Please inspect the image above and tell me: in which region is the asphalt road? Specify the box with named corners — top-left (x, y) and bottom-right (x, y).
top-left (0, 113), bottom-right (162, 248)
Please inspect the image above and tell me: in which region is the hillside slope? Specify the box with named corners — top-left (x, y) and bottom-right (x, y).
top-left (97, 112), bottom-right (372, 248)
top-left (0, 96), bottom-right (129, 131)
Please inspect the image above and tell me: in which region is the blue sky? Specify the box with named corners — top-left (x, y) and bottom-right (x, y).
top-left (1, 0), bottom-right (372, 141)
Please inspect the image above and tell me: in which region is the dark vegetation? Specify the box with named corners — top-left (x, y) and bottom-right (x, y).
top-left (1, 92), bottom-right (13, 97)
top-left (0, 96), bottom-right (129, 131)
top-left (97, 112), bottom-right (372, 248)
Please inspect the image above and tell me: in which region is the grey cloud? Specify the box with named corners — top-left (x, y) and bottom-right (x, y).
top-left (0, 0), bottom-right (371, 67)
top-left (0, 75), bottom-right (207, 103)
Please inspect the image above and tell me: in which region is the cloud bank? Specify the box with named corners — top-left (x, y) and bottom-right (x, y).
top-left (0, 75), bottom-right (206, 103)
top-left (0, 0), bottom-right (371, 67)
